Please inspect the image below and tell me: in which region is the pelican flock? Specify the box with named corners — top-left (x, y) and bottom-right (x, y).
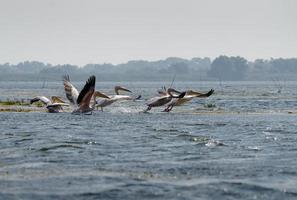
top-left (28, 75), bottom-right (214, 114)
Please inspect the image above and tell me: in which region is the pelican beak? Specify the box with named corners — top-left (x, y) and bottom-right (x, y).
top-left (94, 91), bottom-right (110, 99)
top-left (115, 86), bottom-right (132, 94)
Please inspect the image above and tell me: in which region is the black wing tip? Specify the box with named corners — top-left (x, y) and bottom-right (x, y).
top-left (86, 75), bottom-right (96, 87)
top-left (178, 92), bottom-right (186, 98)
top-left (76, 75), bottom-right (96, 105)
top-left (89, 75), bottom-right (96, 84)
top-left (207, 89), bottom-right (214, 97)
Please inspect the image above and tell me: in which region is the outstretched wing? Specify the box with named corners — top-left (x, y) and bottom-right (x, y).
top-left (77, 75), bottom-right (96, 106)
top-left (63, 75), bottom-right (79, 105)
top-left (30, 96), bottom-right (51, 105)
top-left (187, 89), bottom-right (214, 97)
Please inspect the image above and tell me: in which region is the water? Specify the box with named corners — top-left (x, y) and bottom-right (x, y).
top-left (1, 81), bottom-right (297, 199)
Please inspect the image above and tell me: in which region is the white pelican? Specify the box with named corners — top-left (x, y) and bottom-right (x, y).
top-left (30, 96), bottom-right (69, 113)
top-left (163, 88), bottom-right (214, 112)
top-left (71, 75), bottom-right (96, 114)
top-left (144, 88), bottom-right (186, 112)
top-left (95, 86), bottom-right (141, 111)
top-left (63, 75), bottom-right (109, 113)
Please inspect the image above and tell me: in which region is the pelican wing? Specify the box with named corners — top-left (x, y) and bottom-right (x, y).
top-left (187, 89), bottom-right (214, 97)
top-left (77, 75), bottom-right (96, 107)
top-left (63, 75), bottom-right (79, 105)
top-left (146, 95), bottom-right (172, 107)
top-left (30, 96), bottom-right (51, 105)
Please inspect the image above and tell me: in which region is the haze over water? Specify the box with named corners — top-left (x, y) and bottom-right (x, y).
top-left (1, 81), bottom-right (297, 199)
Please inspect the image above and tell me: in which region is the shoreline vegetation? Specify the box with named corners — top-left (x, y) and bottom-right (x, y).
top-left (1, 56), bottom-right (297, 81)
top-left (0, 100), bottom-right (38, 112)
top-left (0, 99), bottom-right (51, 112)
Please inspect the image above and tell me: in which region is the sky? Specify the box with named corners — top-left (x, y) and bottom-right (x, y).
top-left (0, 0), bottom-right (296, 65)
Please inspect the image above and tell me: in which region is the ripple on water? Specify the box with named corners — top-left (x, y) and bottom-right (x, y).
top-left (38, 144), bottom-right (85, 152)
top-left (205, 139), bottom-right (225, 147)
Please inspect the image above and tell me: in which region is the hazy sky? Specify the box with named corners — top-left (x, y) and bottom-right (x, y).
top-left (0, 0), bottom-right (296, 65)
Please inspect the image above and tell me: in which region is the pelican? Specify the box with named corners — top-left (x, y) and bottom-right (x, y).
top-left (63, 75), bottom-right (109, 113)
top-left (95, 86), bottom-right (141, 111)
top-left (30, 96), bottom-right (69, 113)
top-left (163, 88), bottom-right (214, 112)
top-left (144, 88), bottom-right (186, 112)
top-left (71, 75), bottom-right (97, 114)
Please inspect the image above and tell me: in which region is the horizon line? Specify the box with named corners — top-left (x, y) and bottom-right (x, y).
top-left (1, 55), bottom-right (297, 67)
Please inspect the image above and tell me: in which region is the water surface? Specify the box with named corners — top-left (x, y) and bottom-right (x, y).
top-left (0, 81), bottom-right (297, 199)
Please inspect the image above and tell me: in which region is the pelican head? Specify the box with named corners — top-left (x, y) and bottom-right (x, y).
top-left (114, 86), bottom-right (132, 95)
top-left (167, 88), bottom-right (181, 95)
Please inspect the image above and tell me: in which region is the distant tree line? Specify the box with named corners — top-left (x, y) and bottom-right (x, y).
top-left (0, 56), bottom-right (297, 81)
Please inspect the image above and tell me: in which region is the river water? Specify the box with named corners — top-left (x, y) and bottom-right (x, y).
top-left (0, 81), bottom-right (297, 199)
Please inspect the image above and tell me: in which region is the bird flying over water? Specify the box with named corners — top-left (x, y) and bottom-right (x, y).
top-left (95, 86), bottom-right (141, 111)
top-left (63, 75), bottom-right (95, 113)
top-left (71, 75), bottom-right (97, 114)
top-left (144, 88), bottom-right (186, 112)
top-left (63, 75), bottom-right (109, 113)
top-left (163, 88), bottom-right (214, 112)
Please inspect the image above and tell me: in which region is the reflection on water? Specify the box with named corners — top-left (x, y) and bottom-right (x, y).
top-left (1, 81), bottom-right (297, 199)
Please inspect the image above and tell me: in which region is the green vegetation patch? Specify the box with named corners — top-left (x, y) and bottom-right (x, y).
top-left (0, 101), bottom-right (30, 106)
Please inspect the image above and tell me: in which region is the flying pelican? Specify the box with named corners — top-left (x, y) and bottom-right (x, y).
top-left (144, 88), bottom-right (186, 112)
top-left (30, 96), bottom-right (69, 113)
top-left (63, 75), bottom-right (107, 114)
top-left (163, 88), bottom-right (214, 112)
top-left (71, 75), bottom-right (97, 114)
top-left (95, 86), bottom-right (141, 111)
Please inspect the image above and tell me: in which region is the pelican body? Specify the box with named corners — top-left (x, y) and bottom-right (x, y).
top-left (164, 88), bottom-right (214, 112)
top-left (30, 96), bottom-right (69, 113)
top-left (95, 86), bottom-right (140, 111)
top-left (63, 75), bottom-right (99, 114)
top-left (144, 88), bottom-right (186, 112)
